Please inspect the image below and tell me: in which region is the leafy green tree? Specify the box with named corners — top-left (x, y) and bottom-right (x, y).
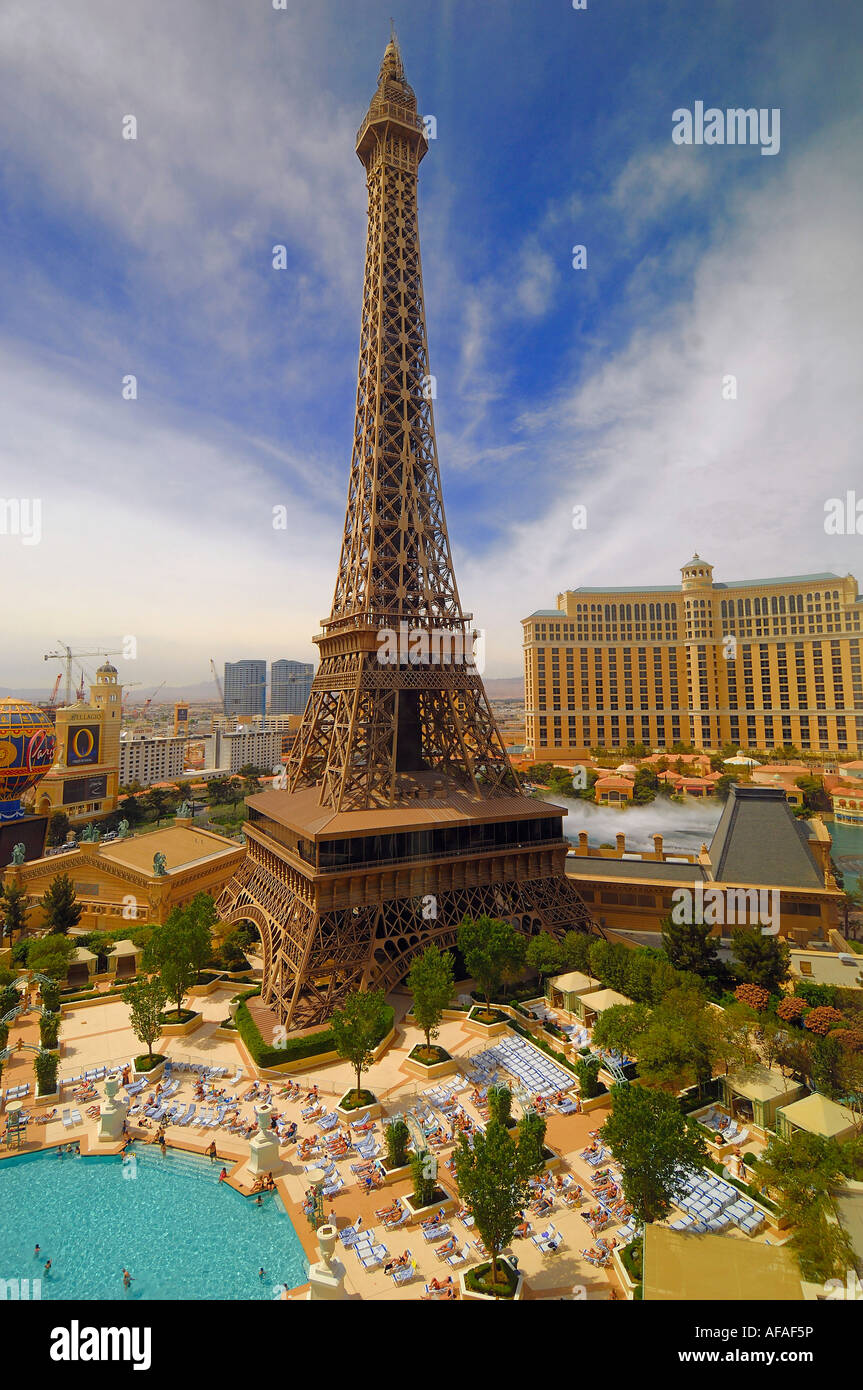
top-left (601, 1084), bottom-right (707, 1225)
top-left (39, 1011), bottom-right (60, 1049)
top-left (790, 1206), bottom-right (856, 1283)
top-left (144, 906), bottom-right (212, 1019)
top-left (525, 932), bottom-right (565, 988)
top-left (0, 880), bottom-right (30, 942)
top-left (631, 766), bottom-right (659, 805)
top-left (458, 915), bottom-right (525, 1013)
top-left (559, 930), bottom-right (594, 978)
top-left (185, 894), bottom-right (219, 980)
top-left (487, 1084), bottom-right (512, 1127)
top-left (516, 1109), bottom-right (547, 1175)
top-left (592, 1002), bottom-right (651, 1058)
top-left (794, 776), bottom-right (829, 813)
top-left (454, 1120), bottom-right (532, 1288)
top-left (207, 777), bottom-right (232, 807)
top-left (731, 927), bottom-right (790, 994)
top-left (47, 810), bottom-right (71, 847)
top-left (330, 987), bottom-right (388, 1103)
top-left (714, 773), bottom-right (738, 802)
top-left (144, 788), bottom-right (170, 825)
top-left (41, 873), bottom-right (82, 935)
top-left (119, 794), bottom-right (144, 827)
top-left (27, 933), bottom-right (76, 980)
top-left (588, 939), bottom-right (629, 995)
top-left (636, 988), bottom-right (716, 1095)
top-left (575, 1053), bottom-right (603, 1099)
top-left (660, 913), bottom-right (726, 989)
top-left (124, 977), bottom-right (168, 1063)
top-left (384, 1118), bottom-right (410, 1169)
top-left (811, 1032), bottom-right (845, 1099)
top-left (34, 1048), bottom-right (59, 1097)
top-left (407, 944), bottom-right (454, 1057)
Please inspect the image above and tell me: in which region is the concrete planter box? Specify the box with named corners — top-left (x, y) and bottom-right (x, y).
top-left (465, 1009), bottom-right (510, 1039)
top-left (402, 1187), bottom-right (459, 1226)
top-left (459, 1260), bottom-right (524, 1302)
top-left (577, 1090), bottom-right (610, 1114)
top-left (133, 1059), bottom-right (166, 1081)
top-left (336, 1094), bottom-right (382, 1122)
top-left (36, 1089), bottom-right (60, 1104)
top-left (542, 1146), bottom-right (563, 1173)
top-left (211, 1024), bottom-right (239, 1040)
top-left (378, 1157), bottom-right (415, 1186)
top-left (159, 1011), bottom-right (203, 1037)
top-left (404, 1050), bottom-right (458, 1082)
top-left (612, 1245), bottom-right (639, 1300)
top-left (60, 994), bottom-right (114, 1012)
top-left (188, 979), bottom-right (223, 998)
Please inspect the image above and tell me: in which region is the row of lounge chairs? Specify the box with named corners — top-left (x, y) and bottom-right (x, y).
top-left (671, 1168), bottom-right (765, 1235)
top-left (471, 1036), bottom-right (575, 1098)
top-left (4, 1084), bottom-right (30, 1101)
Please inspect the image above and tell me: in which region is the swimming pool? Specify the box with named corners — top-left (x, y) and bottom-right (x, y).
top-left (0, 1146), bottom-right (308, 1300)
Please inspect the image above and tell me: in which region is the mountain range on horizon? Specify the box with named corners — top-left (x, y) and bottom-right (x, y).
top-left (0, 676), bottom-right (525, 706)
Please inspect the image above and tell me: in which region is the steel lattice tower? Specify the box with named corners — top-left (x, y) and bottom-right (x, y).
top-left (217, 36), bottom-right (594, 1030)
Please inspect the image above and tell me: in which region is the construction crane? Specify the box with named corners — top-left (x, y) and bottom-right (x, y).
top-left (36, 672), bottom-right (62, 720)
top-left (121, 682), bottom-right (142, 714)
top-left (43, 642), bottom-right (122, 706)
top-left (136, 680), bottom-right (167, 729)
top-left (210, 659), bottom-right (224, 710)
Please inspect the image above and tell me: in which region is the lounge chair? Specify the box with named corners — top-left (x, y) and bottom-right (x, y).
top-left (530, 1224), bottom-right (555, 1248)
top-left (445, 1245), bottom-right (468, 1268)
top-left (70, 1109), bottom-right (83, 1126)
top-left (61, 1108), bottom-right (73, 1129)
top-left (422, 1223), bottom-right (451, 1243)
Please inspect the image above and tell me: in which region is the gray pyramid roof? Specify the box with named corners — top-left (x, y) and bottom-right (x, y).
top-left (708, 785), bottom-right (823, 889)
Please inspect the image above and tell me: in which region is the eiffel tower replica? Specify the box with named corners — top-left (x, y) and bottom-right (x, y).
top-left (218, 33), bottom-right (593, 1030)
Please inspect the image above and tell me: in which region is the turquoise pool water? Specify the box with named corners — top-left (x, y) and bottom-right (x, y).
top-left (825, 815), bottom-right (863, 893)
top-left (0, 1145), bottom-right (308, 1300)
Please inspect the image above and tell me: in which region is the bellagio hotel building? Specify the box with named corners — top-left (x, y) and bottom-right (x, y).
top-left (523, 557), bottom-right (863, 759)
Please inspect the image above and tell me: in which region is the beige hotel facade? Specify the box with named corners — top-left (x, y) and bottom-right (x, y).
top-left (523, 557), bottom-right (863, 759)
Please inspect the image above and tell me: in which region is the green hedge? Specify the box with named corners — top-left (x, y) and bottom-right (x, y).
top-left (234, 1001), bottom-right (394, 1069)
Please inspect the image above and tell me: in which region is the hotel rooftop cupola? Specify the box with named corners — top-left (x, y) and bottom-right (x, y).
top-left (681, 553), bottom-right (714, 591)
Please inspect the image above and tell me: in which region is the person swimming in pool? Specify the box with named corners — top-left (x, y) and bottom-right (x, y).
top-left (122, 1268), bottom-right (133, 1289)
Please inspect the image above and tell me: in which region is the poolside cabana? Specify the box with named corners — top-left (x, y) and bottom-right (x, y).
top-left (66, 945), bottom-right (98, 988)
top-left (720, 1065), bottom-right (806, 1131)
top-left (573, 987), bottom-right (632, 1026)
top-left (547, 970), bottom-right (596, 1013)
top-left (777, 1092), bottom-right (858, 1143)
top-left (106, 939), bottom-right (144, 980)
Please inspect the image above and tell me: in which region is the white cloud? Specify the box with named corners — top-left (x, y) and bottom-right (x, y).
top-left (461, 119), bottom-right (863, 674)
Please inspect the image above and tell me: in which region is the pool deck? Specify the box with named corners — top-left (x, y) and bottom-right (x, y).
top-left (1, 977), bottom-right (782, 1302)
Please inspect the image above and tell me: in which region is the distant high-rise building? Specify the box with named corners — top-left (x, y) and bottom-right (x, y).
top-left (223, 660), bottom-right (266, 717)
top-left (523, 556), bottom-right (863, 758)
top-left (270, 660), bottom-right (314, 715)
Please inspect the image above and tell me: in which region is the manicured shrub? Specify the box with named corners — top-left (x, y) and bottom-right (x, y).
top-left (575, 1054), bottom-right (604, 1099)
top-left (803, 1006), bottom-right (844, 1036)
top-left (234, 1000), bottom-right (394, 1069)
top-left (411, 1152), bottom-right (436, 1209)
top-left (776, 996), bottom-right (807, 1023)
top-left (34, 1048), bottom-right (59, 1096)
top-left (487, 1085), bottom-right (512, 1127)
top-left (734, 983), bottom-right (770, 1012)
top-left (39, 1012), bottom-right (60, 1049)
top-left (385, 1119), bottom-right (410, 1169)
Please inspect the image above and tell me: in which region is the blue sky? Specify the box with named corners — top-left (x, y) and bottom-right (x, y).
top-left (1, 0), bottom-right (862, 689)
